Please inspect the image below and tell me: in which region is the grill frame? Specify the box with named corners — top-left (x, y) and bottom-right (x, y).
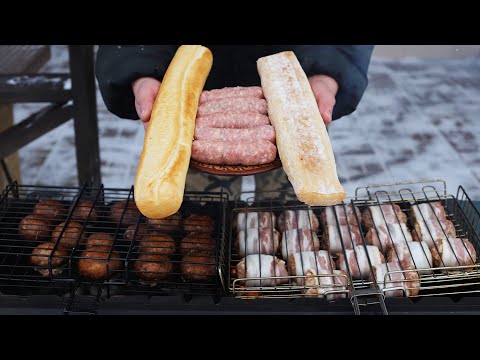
top-left (0, 179), bottom-right (479, 315)
top-left (228, 191), bottom-right (364, 301)
top-left (227, 180), bottom-right (480, 315)
top-left (351, 180), bottom-right (480, 302)
top-left (0, 182), bottom-right (229, 303)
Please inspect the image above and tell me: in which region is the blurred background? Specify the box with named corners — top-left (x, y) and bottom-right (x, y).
top-left (3, 45), bottom-right (480, 198)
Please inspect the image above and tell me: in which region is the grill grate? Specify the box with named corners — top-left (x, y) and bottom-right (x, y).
top-left (229, 190), bottom-right (357, 301)
top-left (352, 180), bottom-right (480, 301)
top-left (0, 182), bottom-right (229, 299)
top-left (228, 180), bottom-right (480, 315)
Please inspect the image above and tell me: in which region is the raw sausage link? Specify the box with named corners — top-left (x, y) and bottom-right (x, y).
top-left (199, 86), bottom-right (264, 104)
top-left (191, 140), bottom-right (277, 165)
top-left (195, 112), bottom-right (271, 129)
top-left (197, 97), bottom-right (268, 116)
top-left (194, 125), bottom-right (276, 143)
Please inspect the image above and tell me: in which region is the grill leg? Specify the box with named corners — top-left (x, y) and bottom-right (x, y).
top-left (0, 159), bottom-right (13, 185)
top-left (68, 45), bottom-right (101, 186)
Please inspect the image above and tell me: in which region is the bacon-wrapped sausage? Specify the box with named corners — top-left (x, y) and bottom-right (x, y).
top-left (336, 245), bottom-right (385, 280)
top-left (237, 228), bottom-right (280, 257)
top-left (371, 261), bottom-right (421, 297)
top-left (278, 209), bottom-right (319, 232)
top-left (362, 204), bottom-right (406, 229)
top-left (236, 254), bottom-right (289, 287)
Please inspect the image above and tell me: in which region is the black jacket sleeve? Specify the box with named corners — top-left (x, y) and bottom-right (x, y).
top-left (95, 45), bottom-right (374, 121)
top-left (292, 45), bottom-right (374, 120)
top-left (95, 45), bottom-right (179, 119)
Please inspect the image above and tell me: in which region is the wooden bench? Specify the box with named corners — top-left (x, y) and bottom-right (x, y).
top-left (0, 45), bottom-right (101, 189)
top-left (0, 46), bottom-right (51, 189)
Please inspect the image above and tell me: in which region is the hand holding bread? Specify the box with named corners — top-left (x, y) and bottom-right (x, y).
top-left (135, 47), bottom-right (345, 219)
top-left (134, 45), bottom-right (213, 219)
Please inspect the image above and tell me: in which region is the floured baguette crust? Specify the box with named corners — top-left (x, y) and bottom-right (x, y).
top-left (257, 51), bottom-right (345, 206)
top-left (135, 45), bottom-right (213, 218)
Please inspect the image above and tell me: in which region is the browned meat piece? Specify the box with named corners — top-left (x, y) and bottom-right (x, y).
top-left (183, 214), bottom-right (215, 235)
top-left (30, 242), bottom-right (69, 277)
top-left (123, 223), bottom-right (154, 241)
top-left (133, 253), bottom-right (173, 282)
top-left (51, 221), bottom-right (83, 249)
top-left (146, 211), bottom-right (183, 233)
top-left (179, 233), bottom-right (215, 256)
top-left (78, 249), bottom-right (123, 280)
top-left (180, 254), bottom-right (216, 281)
top-left (110, 200), bottom-right (141, 226)
top-left (32, 200), bottom-right (66, 222)
top-left (137, 234), bottom-right (176, 256)
top-left (71, 200), bottom-right (99, 223)
top-left (84, 233), bottom-right (115, 248)
top-left (18, 214), bottom-right (51, 241)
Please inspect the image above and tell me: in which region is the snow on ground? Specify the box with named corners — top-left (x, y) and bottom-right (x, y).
top-left (12, 46), bottom-right (480, 199)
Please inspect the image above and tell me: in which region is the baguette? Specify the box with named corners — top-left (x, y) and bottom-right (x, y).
top-left (135, 45), bottom-right (213, 219)
top-left (257, 51), bottom-right (345, 206)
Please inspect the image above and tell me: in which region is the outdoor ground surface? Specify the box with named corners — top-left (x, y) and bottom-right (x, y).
top-left (13, 46), bottom-right (480, 199)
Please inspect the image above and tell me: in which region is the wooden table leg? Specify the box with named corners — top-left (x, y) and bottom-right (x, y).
top-left (68, 45), bottom-right (102, 187)
top-left (0, 104), bottom-right (22, 189)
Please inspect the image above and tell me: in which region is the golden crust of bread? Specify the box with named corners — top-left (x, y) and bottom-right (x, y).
top-left (257, 51), bottom-right (345, 206)
top-left (135, 45), bottom-right (213, 219)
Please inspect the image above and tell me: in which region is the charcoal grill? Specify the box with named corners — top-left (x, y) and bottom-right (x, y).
top-left (0, 182), bottom-right (228, 314)
top-left (228, 180), bottom-right (480, 315)
top-left (0, 179), bottom-right (479, 315)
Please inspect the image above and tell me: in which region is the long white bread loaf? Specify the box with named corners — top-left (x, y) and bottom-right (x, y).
top-left (257, 51), bottom-right (345, 206)
top-left (135, 45), bottom-right (213, 218)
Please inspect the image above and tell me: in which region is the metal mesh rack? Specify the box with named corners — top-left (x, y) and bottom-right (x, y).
top-left (0, 182), bottom-right (229, 299)
top-left (352, 180), bottom-right (480, 300)
top-left (229, 189), bottom-right (358, 301)
top-left (228, 180), bottom-right (480, 315)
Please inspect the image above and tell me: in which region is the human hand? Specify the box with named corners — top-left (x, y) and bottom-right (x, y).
top-left (308, 75), bottom-right (339, 125)
top-left (132, 77), bottom-right (162, 130)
